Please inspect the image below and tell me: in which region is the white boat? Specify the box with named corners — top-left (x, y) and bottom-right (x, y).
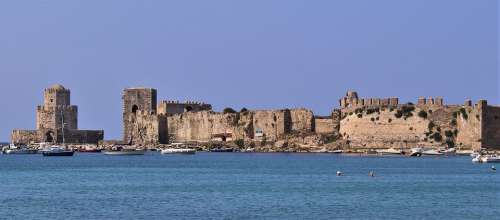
top-left (3, 144), bottom-right (38, 154)
top-left (161, 148), bottom-right (195, 155)
top-left (376, 148), bottom-right (404, 155)
top-left (474, 155), bottom-right (500, 163)
top-left (103, 149), bottom-right (145, 156)
top-left (410, 148), bottom-right (423, 157)
top-left (442, 148), bottom-right (456, 154)
top-left (422, 149), bottom-right (443, 156)
top-left (331, 149), bottom-right (343, 154)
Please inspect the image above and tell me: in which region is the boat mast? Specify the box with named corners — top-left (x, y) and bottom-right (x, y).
top-left (61, 108), bottom-right (65, 145)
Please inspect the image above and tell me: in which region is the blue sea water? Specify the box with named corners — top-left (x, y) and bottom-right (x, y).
top-left (0, 153), bottom-right (498, 220)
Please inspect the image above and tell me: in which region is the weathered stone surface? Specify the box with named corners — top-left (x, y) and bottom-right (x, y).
top-left (12, 85), bottom-right (103, 144)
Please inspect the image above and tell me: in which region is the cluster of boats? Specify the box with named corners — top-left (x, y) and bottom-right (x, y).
top-left (471, 152), bottom-right (500, 163)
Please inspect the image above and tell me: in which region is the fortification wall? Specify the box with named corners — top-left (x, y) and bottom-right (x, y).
top-left (166, 111), bottom-right (248, 142)
top-left (482, 104), bottom-right (500, 149)
top-left (455, 106), bottom-right (481, 150)
top-left (314, 118), bottom-right (335, 134)
top-left (125, 111), bottom-right (167, 145)
top-left (158, 100), bottom-right (212, 115)
top-left (11, 130), bottom-right (39, 144)
top-left (289, 108), bottom-right (314, 133)
top-left (36, 105), bottom-right (78, 130)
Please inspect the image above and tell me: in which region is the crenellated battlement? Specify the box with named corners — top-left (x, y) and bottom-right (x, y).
top-left (157, 99), bottom-right (212, 115)
top-left (339, 91), bottom-right (399, 109)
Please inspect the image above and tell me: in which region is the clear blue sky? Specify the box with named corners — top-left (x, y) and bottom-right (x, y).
top-left (0, 0), bottom-right (497, 141)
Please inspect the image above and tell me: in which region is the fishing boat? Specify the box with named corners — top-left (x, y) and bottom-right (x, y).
top-left (422, 149), bottom-right (443, 156)
top-left (3, 144), bottom-right (38, 154)
top-left (161, 148), bottom-right (196, 155)
top-left (42, 146), bottom-right (75, 156)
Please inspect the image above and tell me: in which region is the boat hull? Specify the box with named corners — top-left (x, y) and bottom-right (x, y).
top-left (209, 148), bottom-right (234, 152)
top-left (4, 149), bottom-right (38, 154)
top-left (42, 151), bottom-right (75, 156)
top-left (102, 150), bottom-right (145, 156)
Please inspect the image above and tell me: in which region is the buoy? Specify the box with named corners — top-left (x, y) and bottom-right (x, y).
top-left (369, 171), bottom-right (375, 177)
top-left (492, 166), bottom-right (496, 171)
top-left (336, 171), bottom-right (343, 176)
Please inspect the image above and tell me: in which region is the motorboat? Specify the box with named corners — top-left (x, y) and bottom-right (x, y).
top-left (422, 149), bottom-right (443, 156)
top-left (473, 154), bottom-right (500, 163)
top-left (409, 148), bottom-right (423, 157)
top-left (42, 146), bottom-right (75, 156)
top-left (3, 144), bottom-right (38, 154)
top-left (331, 149), bottom-right (343, 154)
top-left (376, 148), bottom-right (404, 155)
top-left (161, 148), bottom-right (196, 155)
top-left (102, 146), bottom-right (145, 156)
top-left (439, 148), bottom-right (456, 155)
top-left (209, 147), bottom-right (234, 152)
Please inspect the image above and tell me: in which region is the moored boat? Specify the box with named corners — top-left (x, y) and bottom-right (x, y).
top-left (422, 149), bottom-right (443, 156)
top-left (210, 147), bottom-right (234, 152)
top-left (409, 148), bottom-right (423, 157)
top-left (376, 148), bottom-right (404, 155)
top-left (42, 146), bottom-right (75, 156)
top-left (473, 154), bottom-right (500, 163)
top-left (3, 144), bottom-right (38, 154)
top-left (161, 148), bottom-right (196, 155)
top-left (102, 146), bottom-right (145, 156)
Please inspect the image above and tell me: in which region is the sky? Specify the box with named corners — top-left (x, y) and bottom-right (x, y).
top-left (0, 0), bottom-right (497, 141)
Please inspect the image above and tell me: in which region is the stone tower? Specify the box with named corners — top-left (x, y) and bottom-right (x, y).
top-left (36, 84), bottom-right (78, 132)
top-left (122, 87), bottom-right (158, 143)
top-left (12, 84), bottom-right (103, 145)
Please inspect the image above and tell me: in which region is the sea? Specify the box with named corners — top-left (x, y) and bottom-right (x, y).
top-left (0, 152), bottom-right (498, 220)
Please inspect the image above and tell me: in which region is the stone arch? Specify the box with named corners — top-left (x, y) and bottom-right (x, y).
top-left (45, 131), bottom-right (54, 143)
top-left (132, 105), bottom-right (139, 114)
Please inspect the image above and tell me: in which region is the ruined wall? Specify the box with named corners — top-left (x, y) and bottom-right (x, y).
top-left (314, 118), bottom-right (335, 134)
top-left (289, 108), bottom-right (314, 133)
top-left (167, 111), bottom-right (248, 142)
top-left (11, 130), bottom-right (39, 144)
top-left (253, 110), bottom-right (291, 141)
top-left (125, 111), bottom-right (167, 145)
top-left (482, 103), bottom-right (500, 149)
top-left (123, 88), bottom-right (157, 143)
top-left (36, 106), bottom-right (78, 130)
top-left (63, 130), bottom-right (104, 144)
top-left (158, 100), bottom-right (212, 115)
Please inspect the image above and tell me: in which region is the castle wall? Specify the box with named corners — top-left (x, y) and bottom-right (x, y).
top-left (11, 130), bottom-right (39, 144)
top-left (289, 108), bottom-right (314, 133)
top-left (125, 111), bottom-right (167, 145)
top-left (36, 105), bottom-right (78, 130)
top-left (340, 107), bottom-right (433, 149)
top-left (314, 118), bottom-right (335, 134)
top-left (253, 110), bottom-right (290, 141)
top-left (158, 100), bottom-right (212, 115)
top-left (122, 88), bottom-right (157, 143)
top-left (482, 104), bottom-right (500, 149)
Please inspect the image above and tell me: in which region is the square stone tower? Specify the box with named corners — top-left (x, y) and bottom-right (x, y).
top-left (36, 84), bottom-right (78, 131)
top-left (122, 87), bottom-right (158, 143)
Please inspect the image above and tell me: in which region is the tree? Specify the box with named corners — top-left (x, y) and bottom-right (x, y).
top-left (240, 107), bottom-right (249, 113)
top-left (223, 107), bottom-right (237, 114)
top-left (234, 139), bottom-right (245, 148)
top-left (418, 110), bottom-right (428, 119)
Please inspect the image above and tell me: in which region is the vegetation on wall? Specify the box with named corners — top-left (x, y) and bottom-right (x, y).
top-left (223, 107), bottom-right (237, 114)
top-left (418, 110), bottom-right (428, 119)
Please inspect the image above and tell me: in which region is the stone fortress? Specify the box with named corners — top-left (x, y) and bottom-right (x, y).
top-left (11, 84), bottom-right (103, 144)
top-left (11, 86), bottom-right (500, 151)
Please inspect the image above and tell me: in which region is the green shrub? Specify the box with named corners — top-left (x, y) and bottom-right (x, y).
top-left (223, 107), bottom-right (237, 114)
top-left (451, 119), bottom-right (457, 126)
top-left (432, 132), bottom-right (443, 142)
top-left (394, 110), bottom-right (403, 118)
top-left (428, 121), bottom-right (436, 131)
top-left (357, 114), bottom-right (362, 118)
top-left (445, 130), bottom-right (453, 137)
top-left (418, 110), bottom-right (428, 119)
top-left (234, 139), bottom-right (245, 148)
top-left (446, 139), bottom-right (455, 148)
top-left (370, 117), bottom-right (375, 122)
top-left (240, 107), bottom-right (249, 113)
top-left (388, 118), bottom-right (392, 123)
top-left (459, 108), bottom-right (468, 120)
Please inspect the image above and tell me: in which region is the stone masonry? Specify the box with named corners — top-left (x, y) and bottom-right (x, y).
top-left (11, 84), bottom-right (104, 144)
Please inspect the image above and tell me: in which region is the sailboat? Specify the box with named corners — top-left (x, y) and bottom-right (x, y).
top-left (42, 109), bottom-right (74, 157)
